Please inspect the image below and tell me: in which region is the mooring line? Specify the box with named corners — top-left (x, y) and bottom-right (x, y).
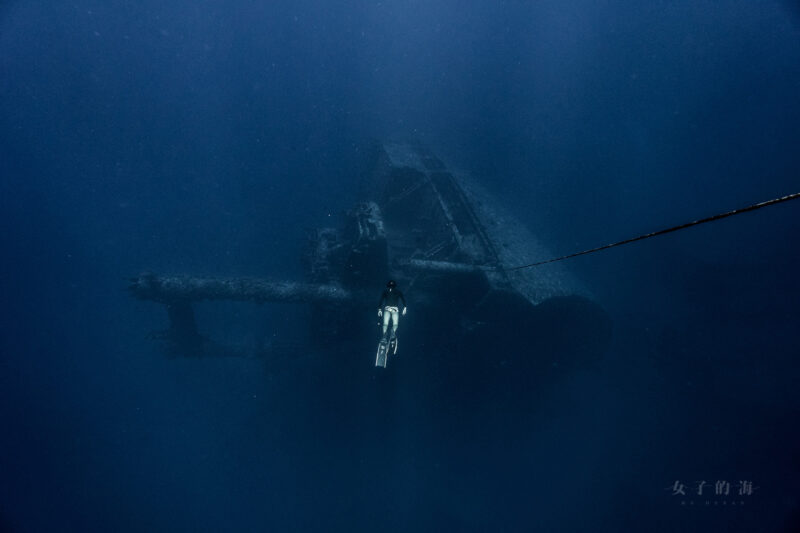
top-left (495, 191), bottom-right (800, 272)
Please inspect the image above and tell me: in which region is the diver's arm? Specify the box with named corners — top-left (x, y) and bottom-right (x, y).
top-left (378, 290), bottom-right (386, 315)
top-left (399, 292), bottom-right (407, 315)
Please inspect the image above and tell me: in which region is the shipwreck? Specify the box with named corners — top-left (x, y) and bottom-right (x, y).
top-left (130, 142), bottom-right (611, 386)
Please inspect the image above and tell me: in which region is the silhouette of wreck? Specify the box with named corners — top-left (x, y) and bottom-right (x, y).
top-left (130, 142), bottom-right (611, 377)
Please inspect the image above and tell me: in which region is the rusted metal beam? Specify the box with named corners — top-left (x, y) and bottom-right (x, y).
top-left (402, 258), bottom-right (488, 273)
top-left (129, 273), bottom-right (353, 304)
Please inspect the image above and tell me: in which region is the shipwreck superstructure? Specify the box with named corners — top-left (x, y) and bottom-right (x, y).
top-left (130, 143), bottom-right (610, 371)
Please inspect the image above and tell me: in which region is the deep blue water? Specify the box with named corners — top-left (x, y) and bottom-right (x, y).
top-left (2, 1), bottom-right (799, 531)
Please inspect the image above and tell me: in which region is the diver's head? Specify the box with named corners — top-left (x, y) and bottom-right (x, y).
top-left (386, 280), bottom-right (397, 289)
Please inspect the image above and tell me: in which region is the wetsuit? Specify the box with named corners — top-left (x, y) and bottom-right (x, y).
top-left (378, 288), bottom-right (406, 339)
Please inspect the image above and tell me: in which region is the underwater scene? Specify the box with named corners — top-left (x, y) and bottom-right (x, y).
top-left (1, 1), bottom-right (799, 531)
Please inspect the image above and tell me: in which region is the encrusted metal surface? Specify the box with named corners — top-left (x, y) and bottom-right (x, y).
top-left (129, 274), bottom-right (352, 304)
top-left (373, 142), bottom-right (585, 304)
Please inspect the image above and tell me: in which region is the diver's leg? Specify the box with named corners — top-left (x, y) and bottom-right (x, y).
top-left (390, 309), bottom-right (399, 338)
top-left (382, 308), bottom-right (390, 339)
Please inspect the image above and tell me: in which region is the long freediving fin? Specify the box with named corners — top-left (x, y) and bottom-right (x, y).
top-left (375, 340), bottom-right (388, 368)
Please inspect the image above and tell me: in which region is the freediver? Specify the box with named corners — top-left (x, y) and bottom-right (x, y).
top-left (377, 280), bottom-right (407, 343)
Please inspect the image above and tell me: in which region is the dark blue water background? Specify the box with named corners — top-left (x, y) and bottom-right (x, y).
top-left (2, 1), bottom-right (799, 531)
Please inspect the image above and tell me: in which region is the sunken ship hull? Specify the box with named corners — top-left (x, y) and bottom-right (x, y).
top-left (130, 143), bottom-right (611, 391)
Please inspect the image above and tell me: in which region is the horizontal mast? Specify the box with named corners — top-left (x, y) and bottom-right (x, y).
top-left (129, 274), bottom-right (353, 304)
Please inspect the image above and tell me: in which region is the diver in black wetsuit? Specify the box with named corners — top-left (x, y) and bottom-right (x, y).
top-left (378, 280), bottom-right (407, 341)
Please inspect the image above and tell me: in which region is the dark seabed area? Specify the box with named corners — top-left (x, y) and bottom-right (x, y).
top-left (1, 1), bottom-right (799, 531)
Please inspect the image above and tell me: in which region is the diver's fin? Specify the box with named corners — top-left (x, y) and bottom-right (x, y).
top-left (375, 340), bottom-right (388, 368)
